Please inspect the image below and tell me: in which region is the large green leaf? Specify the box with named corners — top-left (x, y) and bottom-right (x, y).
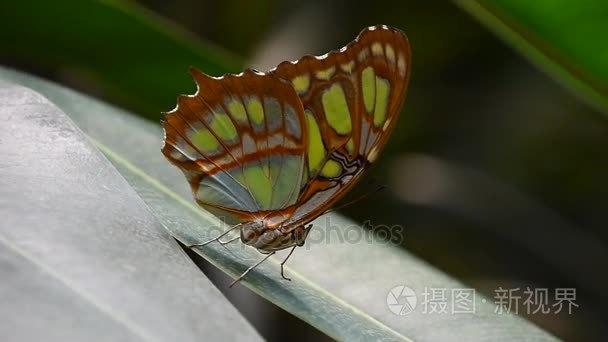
top-left (0, 79), bottom-right (260, 341)
top-left (0, 1), bottom-right (240, 118)
top-left (1, 67), bottom-right (558, 340)
top-left (456, 0), bottom-right (608, 114)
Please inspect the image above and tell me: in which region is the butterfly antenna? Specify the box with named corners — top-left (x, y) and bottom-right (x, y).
top-left (324, 183), bottom-right (387, 214)
top-left (188, 223), bottom-right (242, 248)
top-left (229, 251), bottom-right (276, 288)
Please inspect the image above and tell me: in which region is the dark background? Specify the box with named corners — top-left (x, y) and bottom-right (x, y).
top-left (2, 0), bottom-right (606, 340)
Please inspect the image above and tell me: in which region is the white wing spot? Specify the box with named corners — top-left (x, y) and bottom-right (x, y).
top-left (340, 61), bottom-right (355, 72)
top-left (398, 53), bottom-right (406, 77)
top-left (358, 48), bottom-right (369, 62)
top-left (371, 42), bottom-right (383, 57)
top-left (367, 145), bottom-right (380, 162)
top-left (383, 116), bottom-right (392, 131)
top-left (316, 53), bottom-right (329, 60)
top-left (385, 44), bottom-right (396, 65)
top-left (316, 66), bottom-right (336, 80)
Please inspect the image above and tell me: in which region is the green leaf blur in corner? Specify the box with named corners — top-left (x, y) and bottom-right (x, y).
top-left (0, 1), bottom-right (241, 119)
top-left (456, 0), bottom-right (608, 115)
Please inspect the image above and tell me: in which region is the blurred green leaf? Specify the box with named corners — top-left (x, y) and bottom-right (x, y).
top-left (0, 0), bottom-right (240, 118)
top-left (0, 78), bottom-right (260, 341)
top-left (1, 66), bottom-right (558, 341)
top-left (456, 0), bottom-right (608, 115)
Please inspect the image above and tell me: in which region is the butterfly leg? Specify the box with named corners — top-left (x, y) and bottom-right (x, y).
top-left (280, 223), bottom-right (313, 281)
top-left (280, 245), bottom-right (297, 281)
top-left (188, 223), bottom-right (241, 248)
top-left (229, 251), bottom-right (276, 288)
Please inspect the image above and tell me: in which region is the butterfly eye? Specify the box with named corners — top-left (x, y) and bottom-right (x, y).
top-left (240, 223), bottom-right (260, 245)
top-left (293, 224), bottom-right (312, 247)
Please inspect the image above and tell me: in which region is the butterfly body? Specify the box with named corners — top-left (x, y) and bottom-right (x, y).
top-left (162, 25), bottom-right (411, 264)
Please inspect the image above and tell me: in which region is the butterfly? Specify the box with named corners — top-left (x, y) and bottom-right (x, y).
top-left (161, 25), bottom-right (411, 285)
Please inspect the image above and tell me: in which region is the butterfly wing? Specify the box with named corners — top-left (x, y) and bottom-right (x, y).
top-left (162, 25), bottom-right (411, 231)
top-left (271, 25), bottom-right (411, 223)
top-left (162, 68), bottom-right (309, 224)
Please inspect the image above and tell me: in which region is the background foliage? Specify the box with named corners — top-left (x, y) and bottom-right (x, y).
top-left (1, 0), bottom-right (606, 340)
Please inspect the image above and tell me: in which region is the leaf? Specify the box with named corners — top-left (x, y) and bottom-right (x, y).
top-left (456, 0), bottom-right (608, 115)
top-left (0, 1), bottom-right (241, 118)
top-left (0, 78), bottom-right (261, 341)
top-left (1, 66), bottom-right (559, 340)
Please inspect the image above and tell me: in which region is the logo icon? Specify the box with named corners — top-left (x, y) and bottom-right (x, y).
top-left (387, 285), bottom-right (417, 315)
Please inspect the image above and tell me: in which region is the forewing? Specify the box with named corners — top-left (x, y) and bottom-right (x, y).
top-left (162, 68), bottom-right (308, 223)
